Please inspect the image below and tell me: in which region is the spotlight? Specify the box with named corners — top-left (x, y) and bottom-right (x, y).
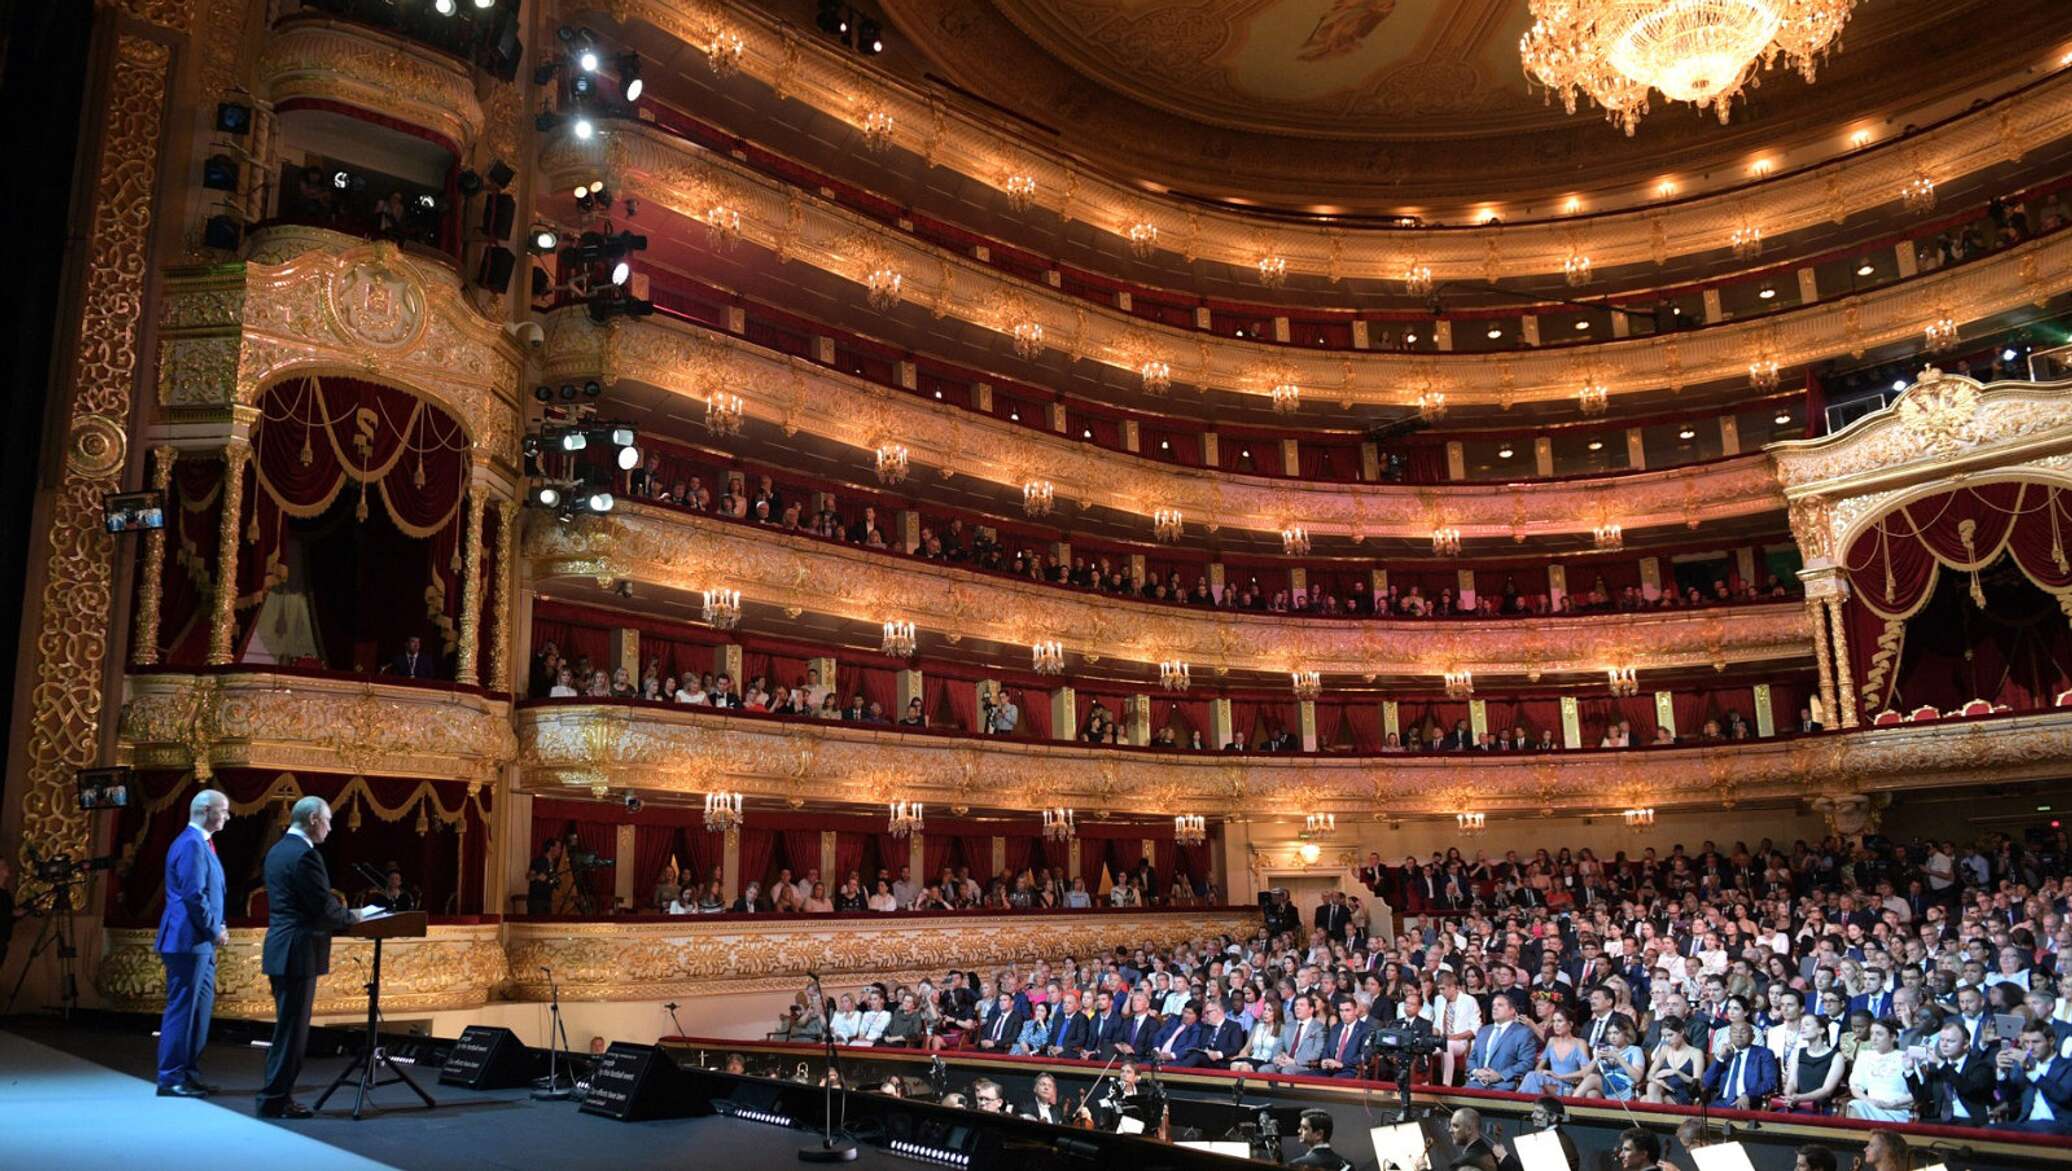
top-left (1773, 412), bottom-right (1792, 426)
top-left (817, 0), bottom-right (846, 35)
top-left (2002, 347), bottom-right (2019, 362)
top-left (559, 431), bottom-right (587, 452)
top-left (486, 159), bottom-right (516, 190)
top-left (1856, 258), bottom-right (1876, 277)
top-left (1497, 446), bottom-right (1514, 459)
top-left (434, 0), bottom-right (455, 15)
top-left (619, 53), bottom-right (643, 102)
top-left (611, 260), bottom-right (630, 285)
top-left (473, 0), bottom-right (493, 8)
top-left (1758, 283), bottom-right (1776, 300)
top-left (534, 385), bottom-right (554, 403)
top-left (578, 46), bottom-right (600, 72)
top-left (535, 485), bottom-right (561, 508)
top-left (560, 384), bottom-right (579, 401)
top-left (529, 227), bottom-right (558, 253)
top-left (610, 426), bottom-right (635, 446)
top-left (1587, 440), bottom-right (1604, 451)
top-left (1892, 379), bottom-right (1907, 392)
top-left (1574, 320), bottom-right (1590, 331)
top-left (458, 169), bottom-right (483, 197)
top-left (332, 170), bottom-right (351, 190)
top-left (533, 111), bottom-right (563, 133)
top-left (213, 102), bottom-right (251, 135)
top-left (573, 117), bottom-right (595, 140)
top-left (588, 491), bottom-right (614, 513)
top-left (1486, 326), bottom-right (1503, 340)
top-left (859, 18), bottom-right (883, 53)
top-left (201, 154), bottom-right (238, 191)
top-left (1678, 427), bottom-right (1696, 440)
top-left (617, 445), bottom-right (641, 470)
top-left (202, 213), bottom-right (242, 251)
top-left (583, 380), bottom-right (602, 398)
top-left (571, 72), bottom-right (597, 99)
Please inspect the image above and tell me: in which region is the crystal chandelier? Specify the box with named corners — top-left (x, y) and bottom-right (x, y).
top-left (704, 203), bottom-right (743, 249)
top-left (861, 107), bottom-right (895, 152)
top-left (1418, 390), bottom-right (1448, 420)
top-left (1924, 312), bottom-right (1959, 353)
top-left (1403, 263), bottom-right (1434, 296)
top-left (1304, 811), bottom-right (1335, 835)
top-left (1748, 357), bottom-right (1781, 391)
top-left (705, 28), bottom-right (744, 77)
top-left (1159, 660), bottom-right (1190, 691)
top-left (888, 801), bottom-right (924, 838)
top-left (1623, 806), bottom-right (1657, 831)
top-left (1593, 522), bottom-right (1624, 550)
top-left (1431, 527), bottom-right (1462, 556)
top-left (1032, 639), bottom-right (1064, 675)
top-left (1457, 811), bottom-right (1487, 835)
top-left (1291, 670), bottom-right (1322, 701)
top-left (705, 392), bottom-right (745, 436)
top-left (881, 618), bottom-right (916, 657)
top-left (1563, 251), bottom-right (1593, 287)
top-left (1256, 255), bottom-right (1288, 288)
top-left (1520, 0), bottom-right (1856, 133)
top-left (1003, 173), bottom-right (1037, 212)
top-left (702, 587), bottom-right (741, 630)
top-left (1900, 170), bottom-right (1937, 213)
top-left (1011, 319), bottom-right (1044, 359)
top-left (1281, 526), bottom-right (1311, 556)
top-left (1578, 382), bottom-right (1610, 415)
top-left (1126, 220), bottom-right (1159, 259)
top-left (1730, 224), bottom-right (1763, 259)
top-left (874, 443), bottom-right (909, 485)
top-left (703, 791), bottom-right (743, 832)
top-left (1140, 358), bottom-right (1172, 393)
top-left (1022, 479), bottom-right (1054, 517)
top-left (1270, 379), bottom-right (1301, 414)
top-left (865, 264), bottom-right (903, 311)
top-left (1608, 665), bottom-right (1640, 695)
top-left (1173, 815), bottom-right (1206, 846)
top-left (1153, 507), bottom-right (1184, 543)
top-left (1042, 807), bottom-right (1076, 841)
top-left (1443, 670), bottom-right (1474, 698)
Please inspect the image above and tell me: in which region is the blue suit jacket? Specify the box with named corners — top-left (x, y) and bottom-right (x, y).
top-left (1086, 1009), bottom-right (1122, 1054)
top-left (1174, 1018), bottom-right (1245, 1068)
top-left (1703, 1044), bottom-right (1781, 1104)
top-left (2001, 1055), bottom-right (2072, 1122)
top-left (1467, 1021), bottom-right (1539, 1089)
top-left (1112, 1012), bottom-right (1158, 1057)
top-left (1848, 989), bottom-right (1894, 1019)
top-left (155, 826), bottom-right (225, 955)
top-left (1154, 1018), bottom-right (1201, 1061)
top-left (1322, 1018), bottom-right (1374, 1074)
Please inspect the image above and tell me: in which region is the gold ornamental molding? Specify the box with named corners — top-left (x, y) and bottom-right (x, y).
top-left (524, 503), bottom-right (1811, 679)
top-left (258, 16), bottom-right (487, 154)
top-left (545, 309), bottom-right (1788, 539)
top-left (155, 228), bottom-right (524, 476)
top-left (502, 911), bottom-right (1255, 1000)
top-left (580, 0), bottom-right (2072, 281)
top-left (547, 122), bottom-right (2072, 411)
top-left (97, 923), bottom-right (506, 1017)
top-left (117, 671), bottom-right (517, 784)
top-left (517, 702), bottom-right (2072, 820)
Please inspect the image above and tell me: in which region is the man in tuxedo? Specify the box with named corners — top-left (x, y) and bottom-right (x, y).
top-left (256, 796), bottom-right (366, 1117)
top-left (1175, 999), bottom-right (1245, 1069)
top-left (1289, 1109), bottom-right (1353, 1170)
top-left (1314, 891), bottom-right (1351, 938)
top-left (1319, 997), bottom-right (1372, 1079)
top-left (1908, 1021), bottom-right (1996, 1124)
top-left (154, 790), bottom-right (229, 1098)
top-left (1993, 1020), bottom-right (2072, 1133)
top-left (1021, 1073), bottom-right (1068, 1125)
top-left (1702, 1021), bottom-right (1781, 1109)
top-left (1464, 993), bottom-right (1539, 1091)
top-left (974, 991), bottom-right (1023, 1052)
top-left (388, 635), bottom-right (436, 679)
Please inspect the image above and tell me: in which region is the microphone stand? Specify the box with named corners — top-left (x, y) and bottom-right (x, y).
top-left (799, 973), bottom-right (857, 1163)
top-left (532, 965), bottom-right (575, 1100)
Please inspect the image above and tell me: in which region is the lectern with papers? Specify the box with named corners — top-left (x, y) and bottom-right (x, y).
top-left (314, 910), bottom-right (436, 1120)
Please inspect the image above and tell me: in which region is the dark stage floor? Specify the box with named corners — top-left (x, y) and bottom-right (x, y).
top-left (0, 1015), bottom-right (915, 1171)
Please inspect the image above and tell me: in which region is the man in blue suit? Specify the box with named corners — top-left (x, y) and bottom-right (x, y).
top-left (1080, 989), bottom-right (1120, 1060)
top-left (154, 790), bottom-right (229, 1098)
top-left (1319, 997), bottom-right (1373, 1080)
top-left (1151, 1002), bottom-right (1203, 1065)
top-left (1992, 1020), bottom-right (2072, 1134)
top-left (1702, 1021), bottom-right (1781, 1109)
top-left (1110, 989), bottom-right (1159, 1060)
top-left (1174, 999), bottom-right (1246, 1069)
top-left (1464, 994), bottom-right (1538, 1091)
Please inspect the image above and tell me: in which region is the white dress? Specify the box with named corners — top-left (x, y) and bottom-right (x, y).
top-left (1846, 1047), bottom-right (1912, 1121)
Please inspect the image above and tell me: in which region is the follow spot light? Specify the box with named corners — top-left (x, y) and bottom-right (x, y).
top-left (617, 445), bottom-right (642, 471)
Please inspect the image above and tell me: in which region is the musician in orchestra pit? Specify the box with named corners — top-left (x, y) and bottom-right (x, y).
top-left (1020, 1072), bottom-right (1068, 1124)
top-left (1289, 1109), bottom-right (1353, 1171)
top-left (1078, 1059), bottom-right (1163, 1131)
top-left (255, 796), bottom-right (372, 1118)
top-left (970, 1078), bottom-right (1007, 1113)
top-left (1449, 1107), bottom-right (1500, 1171)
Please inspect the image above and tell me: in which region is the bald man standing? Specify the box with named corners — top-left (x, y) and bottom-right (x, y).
top-left (256, 796), bottom-right (364, 1117)
top-left (154, 789), bottom-right (228, 1097)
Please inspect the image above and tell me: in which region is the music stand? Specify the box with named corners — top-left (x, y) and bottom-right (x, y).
top-left (315, 911), bottom-right (436, 1120)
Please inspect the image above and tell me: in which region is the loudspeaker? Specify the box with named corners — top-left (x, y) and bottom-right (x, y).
top-left (580, 1042), bottom-right (706, 1122)
top-left (438, 1025), bottom-right (536, 1090)
top-left (475, 246), bottom-right (517, 293)
top-left (480, 192), bottom-right (516, 241)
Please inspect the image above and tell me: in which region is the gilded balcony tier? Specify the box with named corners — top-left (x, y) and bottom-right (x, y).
top-left (501, 909), bottom-right (1256, 1000)
top-left (257, 15), bottom-right (485, 154)
top-left (524, 504), bottom-right (1810, 679)
top-left (517, 703), bottom-right (2072, 820)
top-left (155, 229), bottom-right (523, 474)
top-left (548, 124), bottom-right (2072, 412)
top-left (546, 310), bottom-right (1789, 540)
top-left (590, 0), bottom-right (2072, 279)
top-left (117, 671), bottom-right (517, 784)
top-left (96, 922), bottom-right (506, 1017)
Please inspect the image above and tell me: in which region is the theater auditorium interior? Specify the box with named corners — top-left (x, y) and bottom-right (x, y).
top-left (6, 0), bottom-right (2072, 1168)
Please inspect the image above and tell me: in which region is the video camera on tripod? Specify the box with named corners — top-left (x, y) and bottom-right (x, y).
top-left (566, 848), bottom-right (614, 870)
top-left (32, 851), bottom-right (121, 889)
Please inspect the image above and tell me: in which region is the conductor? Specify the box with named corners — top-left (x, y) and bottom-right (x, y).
top-left (256, 796), bottom-right (369, 1118)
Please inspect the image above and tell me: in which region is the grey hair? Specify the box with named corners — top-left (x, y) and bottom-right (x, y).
top-left (190, 789), bottom-right (228, 818)
top-left (289, 794), bottom-right (329, 828)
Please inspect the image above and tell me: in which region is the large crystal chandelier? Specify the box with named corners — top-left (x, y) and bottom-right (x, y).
top-left (1521, 1), bottom-right (1856, 134)
top-left (702, 587), bottom-right (741, 630)
top-left (1032, 639), bottom-right (1064, 675)
top-left (1173, 815), bottom-right (1206, 846)
top-left (880, 618), bottom-right (917, 657)
top-left (1159, 660), bottom-right (1191, 691)
top-left (888, 801), bottom-right (924, 838)
top-left (1043, 807), bottom-right (1076, 842)
top-left (703, 791), bottom-right (743, 832)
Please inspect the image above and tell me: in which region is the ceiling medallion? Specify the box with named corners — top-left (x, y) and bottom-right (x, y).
top-left (1521, 0), bottom-right (1856, 134)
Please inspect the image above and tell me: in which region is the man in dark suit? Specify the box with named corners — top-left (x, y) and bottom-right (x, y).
top-left (155, 790), bottom-right (229, 1098)
top-left (973, 991), bottom-right (1023, 1052)
top-left (1314, 891), bottom-right (1351, 938)
top-left (1993, 1020), bottom-right (2072, 1133)
top-left (1290, 1109), bottom-right (1353, 1170)
top-left (388, 635), bottom-right (436, 679)
top-left (256, 795), bottom-right (365, 1117)
top-left (1319, 997), bottom-right (1373, 1079)
top-left (1701, 1021), bottom-right (1781, 1109)
top-left (1044, 990), bottom-right (1089, 1058)
top-left (1908, 1021), bottom-right (1996, 1125)
top-left (1152, 1002), bottom-right (1203, 1065)
top-left (1080, 989), bottom-right (1119, 1060)
top-left (1175, 999), bottom-right (1245, 1069)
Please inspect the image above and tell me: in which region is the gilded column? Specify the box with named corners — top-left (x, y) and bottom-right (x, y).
top-left (1806, 598), bottom-right (1837, 726)
top-left (488, 497), bottom-right (516, 692)
top-left (1826, 598), bottom-right (1858, 728)
top-left (455, 484), bottom-right (486, 685)
top-left (131, 445), bottom-right (178, 667)
top-left (205, 440), bottom-right (250, 666)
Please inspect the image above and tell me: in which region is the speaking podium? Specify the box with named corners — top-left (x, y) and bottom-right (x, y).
top-left (314, 910), bottom-right (437, 1120)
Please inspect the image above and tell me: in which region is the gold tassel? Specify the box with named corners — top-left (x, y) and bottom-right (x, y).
top-left (346, 794), bottom-right (363, 831)
top-left (414, 458), bottom-right (426, 489)
top-left (299, 427), bottom-right (313, 467)
top-left (414, 802), bottom-right (430, 835)
top-left (245, 511), bottom-right (258, 544)
top-left (1970, 571), bottom-right (1986, 609)
top-left (355, 480), bottom-right (368, 522)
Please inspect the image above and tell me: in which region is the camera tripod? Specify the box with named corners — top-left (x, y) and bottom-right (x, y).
top-left (5, 881), bottom-right (82, 1018)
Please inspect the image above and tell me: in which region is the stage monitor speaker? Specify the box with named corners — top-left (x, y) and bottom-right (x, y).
top-left (475, 246), bottom-right (517, 293)
top-left (579, 1042), bottom-right (706, 1121)
top-left (439, 1025), bottom-right (535, 1090)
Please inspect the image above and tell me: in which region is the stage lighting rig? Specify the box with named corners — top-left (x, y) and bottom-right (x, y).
top-left (816, 2), bottom-right (885, 54)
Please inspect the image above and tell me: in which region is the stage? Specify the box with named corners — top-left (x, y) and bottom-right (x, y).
top-left (0, 1016), bottom-right (919, 1171)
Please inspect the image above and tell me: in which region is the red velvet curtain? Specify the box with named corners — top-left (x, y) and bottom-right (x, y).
top-left (1022, 688), bottom-right (1053, 740)
top-left (1179, 843), bottom-right (1212, 888)
top-left (1343, 702), bottom-right (1382, 751)
top-left (782, 830), bottom-right (824, 885)
top-left (835, 832), bottom-right (868, 885)
top-left (635, 824), bottom-right (683, 904)
top-left (156, 458), bottom-right (229, 665)
top-left (736, 828), bottom-right (776, 894)
top-left (959, 835), bottom-right (997, 884)
top-left (682, 828), bottom-right (721, 889)
top-left (923, 834), bottom-right (955, 883)
top-left (1001, 834), bottom-right (1033, 878)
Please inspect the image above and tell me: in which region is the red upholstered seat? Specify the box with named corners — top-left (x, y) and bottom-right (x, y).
top-left (1908, 705), bottom-right (1941, 722)
top-left (1872, 710), bottom-right (1903, 726)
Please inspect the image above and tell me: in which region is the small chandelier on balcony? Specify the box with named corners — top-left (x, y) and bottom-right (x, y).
top-left (1577, 382), bottom-right (1610, 415)
top-left (1270, 379), bottom-right (1302, 414)
top-left (881, 618), bottom-right (917, 657)
top-left (1291, 670), bottom-right (1322, 701)
top-left (1457, 811), bottom-right (1487, 835)
top-left (1592, 522), bottom-right (1624, 551)
top-left (888, 801), bottom-right (924, 838)
top-left (1563, 251), bottom-right (1593, 287)
top-left (1403, 263), bottom-right (1434, 296)
top-left (1304, 811), bottom-right (1336, 835)
top-left (1924, 311), bottom-right (1960, 353)
top-left (704, 28), bottom-right (745, 77)
top-left (1281, 526), bottom-right (1311, 556)
top-left (1003, 172), bottom-right (1037, 213)
top-left (874, 443), bottom-right (909, 485)
top-left (1900, 170), bottom-right (1937, 213)
top-left (1748, 357), bottom-right (1781, 392)
top-left (1417, 390), bottom-right (1448, 420)
top-left (1153, 507), bottom-right (1184, 544)
top-left (864, 264), bottom-right (903, 311)
top-left (1431, 527), bottom-right (1462, 556)
top-left (1729, 224), bottom-right (1763, 260)
top-left (1126, 219), bottom-right (1159, 259)
top-left (1139, 358), bottom-right (1172, 393)
top-left (1608, 665), bottom-right (1639, 696)
top-left (1174, 814), bottom-right (1206, 845)
top-left (1159, 660), bottom-right (1191, 691)
top-left (1032, 639), bottom-right (1064, 675)
top-left (704, 203), bottom-right (743, 249)
top-left (1022, 479), bottom-right (1054, 517)
top-left (702, 587), bottom-right (741, 630)
top-left (1010, 318), bottom-right (1045, 359)
top-left (1443, 669), bottom-right (1474, 698)
top-left (1042, 807), bottom-right (1076, 841)
top-left (1623, 806), bottom-right (1657, 831)
top-left (703, 791), bottom-right (744, 833)
top-left (860, 106), bottom-right (895, 152)
top-left (1256, 254), bottom-right (1288, 288)
top-left (705, 392), bottom-right (745, 436)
